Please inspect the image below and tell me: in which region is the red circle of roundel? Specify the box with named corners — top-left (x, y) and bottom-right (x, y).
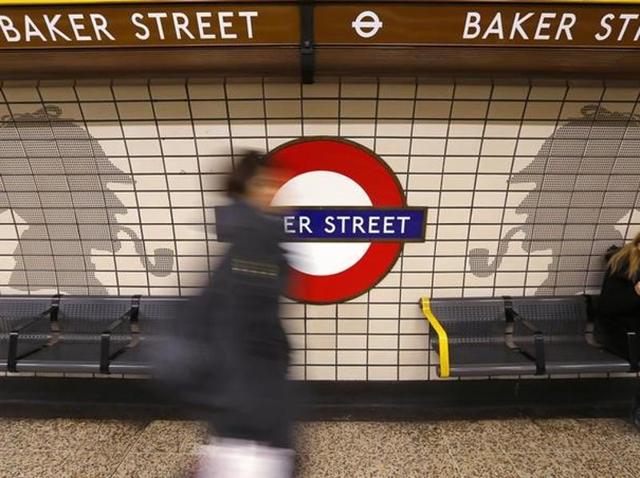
top-left (269, 138), bottom-right (405, 304)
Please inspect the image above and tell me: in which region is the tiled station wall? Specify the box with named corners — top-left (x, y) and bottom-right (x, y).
top-left (1, 78), bottom-right (639, 380)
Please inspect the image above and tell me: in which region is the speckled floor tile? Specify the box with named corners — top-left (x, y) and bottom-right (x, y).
top-left (498, 420), bottom-right (623, 478)
top-left (0, 449), bottom-right (127, 478)
top-left (295, 422), bottom-right (458, 478)
top-left (130, 420), bottom-right (208, 453)
top-left (0, 417), bottom-right (638, 477)
top-left (434, 422), bottom-right (521, 478)
top-left (434, 419), bottom-right (529, 451)
top-left (532, 419), bottom-right (635, 477)
top-left (0, 418), bottom-right (146, 453)
top-left (111, 452), bottom-right (198, 478)
top-left (452, 448), bottom-right (520, 478)
top-left (576, 418), bottom-right (640, 477)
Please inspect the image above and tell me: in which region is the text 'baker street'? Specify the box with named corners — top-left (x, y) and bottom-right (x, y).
top-left (0, 10), bottom-right (258, 43)
top-left (464, 11), bottom-right (640, 42)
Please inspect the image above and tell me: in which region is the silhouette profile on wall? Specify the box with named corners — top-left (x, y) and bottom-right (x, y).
top-left (0, 106), bottom-right (173, 294)
top-left (469, 105), bottom-right (640, 294)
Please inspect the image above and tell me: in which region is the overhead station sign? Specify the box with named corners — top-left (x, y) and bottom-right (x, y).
top-left (0, 3), bottom-right (297, 48)
top-left (317, 4), bottom-right (640, 48)
top-left (3, 1), bottom-right (640, 49)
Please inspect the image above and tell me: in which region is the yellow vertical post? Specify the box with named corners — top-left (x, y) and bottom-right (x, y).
top-left (420, 297), bottom-right (450, 378)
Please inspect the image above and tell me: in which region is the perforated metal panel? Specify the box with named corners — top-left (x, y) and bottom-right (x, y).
top-left (0, 296), bottom-right (53, 335)
top-left (511, 296), bottom-right (587, 341)
top-left (57, 296), bottom-right (132, 334)
top-left (431, 298), bottom-right (506, 345)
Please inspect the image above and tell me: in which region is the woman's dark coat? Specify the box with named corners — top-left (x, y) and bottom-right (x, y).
top-left (598, 247), bottom-right (640, 358)
top-left (160, 200), bottom-right (291, 447)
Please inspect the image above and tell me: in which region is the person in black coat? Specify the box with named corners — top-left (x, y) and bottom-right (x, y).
top-left (158, 151), bottom-right (294, 476)
top-left (598, 232), bottom-right (640, 359)
top-left (208, 151), bottom-right (292, 450)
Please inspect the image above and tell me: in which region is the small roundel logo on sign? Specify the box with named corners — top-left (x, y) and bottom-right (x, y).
top-left (269, 138), bottom-right (427, 304)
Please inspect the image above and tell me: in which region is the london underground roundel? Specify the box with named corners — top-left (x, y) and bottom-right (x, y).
top-left (269, 138), bottom-right (426, 304)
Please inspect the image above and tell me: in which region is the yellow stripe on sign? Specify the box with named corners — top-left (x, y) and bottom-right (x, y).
top-left (2, 0), bottom-right (640, 5)
top-left (0, 0), bottom-right (145, 4)
top-left (420, 297), bottom-right (450, 378)
top-left (0, 0), bottom-right (204, 4)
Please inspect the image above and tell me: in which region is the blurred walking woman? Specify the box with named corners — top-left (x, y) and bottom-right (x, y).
top-left (194, 151), bottom-right (294, 477)
top-left (598, 232), bottom-right (640, 359)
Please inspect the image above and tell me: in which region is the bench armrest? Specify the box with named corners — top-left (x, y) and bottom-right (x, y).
top-left (420, 297), bottom-right (450, 378)
top-left (511, 311), bottom-right (542, 338)
top-left (508, 309), bottom-right (546, 375)
top-left (103, 316), bottom-right (129, 335)
top-left (99, 306), bottom-right (138, 374)
top-left (7, 306), bottom-right (57, 372)
top-left (628, 331), bottom-right (639, 372)
top-left (10, 307), bottom-right (55, 334)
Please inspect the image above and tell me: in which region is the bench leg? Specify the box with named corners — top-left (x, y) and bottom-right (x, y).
top-left (632, 384), bottom-right (640, 432)
top-left (100, 332), bottom-right (110, 374)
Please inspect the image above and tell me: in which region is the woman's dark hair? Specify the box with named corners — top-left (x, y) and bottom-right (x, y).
top-left (226, 150), bottom-right (269, 198)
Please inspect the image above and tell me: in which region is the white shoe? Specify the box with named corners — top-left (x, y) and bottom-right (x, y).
top-left (196, 438), bottom-right (294, 478)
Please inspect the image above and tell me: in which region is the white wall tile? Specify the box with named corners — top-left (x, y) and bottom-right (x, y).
top-left (415, 100), bottom-right (451, 118)
top-left (150, 82), bottom-right (187, 100)
top-left (74, 82), bottom-right (113, 101)
top-left (367, 366), bottom-right (397, 380)
top-left (340, 81), bottom-right (377, 98)
top-left (187, 80), bottom-right (225, 100)
top-left (416, 82), bottom-right (454, 99)
top-left (1, 78), bottom-right (638, 382)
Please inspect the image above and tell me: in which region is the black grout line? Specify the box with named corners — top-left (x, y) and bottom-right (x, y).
top-left (552, 88), bottom-right (605, 292)
top-left (396, 78), bottom-right (418, 380)
top-left (0, 79), bottom-right (639, 377)
top-left (426, 82), bottom-right (458, 379)
top-left (4, 91), bottom-right (61, 294)
top-left (335, 79), bottom-right (343, 381)
top-left (521, 83), bottom-right (570, 295)
top-left (299, 79), bottom-right (308, 382)
top-left (0, 86), bottom-right (31, 295)
top-left (66, 80), bottom-right (110, 295)
top-left (365, 79), bottom-right (381, 381)
top-left (110, 80), bottom-right (145, 296)
top-left (185, 78), bottom-right (214, 275)
top-left (462, 83), bottom-right (494, 298)
top-left (500, 81), bottom-right (533, 297)
top-left (146, 81), bottom-right (182, 296)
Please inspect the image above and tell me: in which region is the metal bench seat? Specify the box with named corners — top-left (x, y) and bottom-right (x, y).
top-left (108, 341), bottom-right (154, 374)
top-left (542, 341), bottom-right (629, 374)
top-left (423, 297), bottom-right (537, 377)
top-left (0, 340), bottom-right (7, 372)
top-left (0, 296), bottom-right (57, 371)
top-left (448, 343), bottom-right (537, 376)
top-left (17, 339), bottom-right (104, 373)
top-left (1, 295), bottom-right (192, 375)
top-left (421, 294), bottom-right (636, 378)
top-left (108, 297), bottom-right (186, 374)
top-left (509, 296), bottom-right (631, 375)
top-left (10, 295), bottom-right (137, 374)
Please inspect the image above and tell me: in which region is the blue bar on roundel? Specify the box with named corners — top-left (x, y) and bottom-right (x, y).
top-left (281, 208), bottom-right (427, 241)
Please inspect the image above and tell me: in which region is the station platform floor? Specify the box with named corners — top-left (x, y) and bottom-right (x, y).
top-left (0, 416), bottom-right (638, 477)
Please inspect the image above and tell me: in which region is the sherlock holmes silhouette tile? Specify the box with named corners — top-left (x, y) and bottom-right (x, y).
top-left (469, 105), bottom-right (640, 295)
top-left (0, 106), bottom-right (173, 294)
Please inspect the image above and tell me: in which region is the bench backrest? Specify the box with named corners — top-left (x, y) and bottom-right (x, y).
top-left (138, 297), bottom-right (188, 335)
top-left (510, 296), bottom-right (589, 342)
top-left (430, 298), bottom-right (506, 345)
top-left (57, 296), bottom-right (134, 335)
top-left (0, 296), bottom-right (55, 338)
